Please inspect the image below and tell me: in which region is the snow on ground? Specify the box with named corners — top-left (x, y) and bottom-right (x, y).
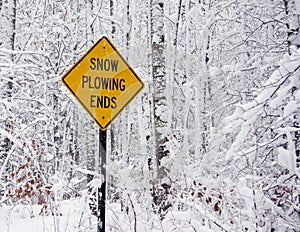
top-left (0, 198), bottom-right (95, 232)
top-left (0, 197), bottom-right (213, 232)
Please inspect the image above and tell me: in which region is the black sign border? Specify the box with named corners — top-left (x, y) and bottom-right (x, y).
top-left (61, 36), bottom-right (145, 130)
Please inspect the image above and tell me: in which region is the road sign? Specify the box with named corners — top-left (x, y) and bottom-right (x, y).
top-left (61, 36), bottom-right (144, 130)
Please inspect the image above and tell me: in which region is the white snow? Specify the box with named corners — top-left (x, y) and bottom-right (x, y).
top-left (283, 100), bottom-right (298, 117)
top-left (278, 147), bottom-right (294, 171)
top-left (0, 198), bottom-right (95, 232)
top-left (295, 0), bottom-right (300, 14)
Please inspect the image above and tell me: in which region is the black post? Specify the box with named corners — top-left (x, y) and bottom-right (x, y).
top-left (98, 129), bottom-right (107, 232)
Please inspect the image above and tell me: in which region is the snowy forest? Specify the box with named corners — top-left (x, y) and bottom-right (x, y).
top-left (0, 0), bottom-right (300, 231)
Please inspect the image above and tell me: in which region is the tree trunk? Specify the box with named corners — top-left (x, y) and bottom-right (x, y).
top-left (110, 0), bottom-right (116, 37)
top-left (85, 0), bottom-right (95, 184)
top-left (0, 0), bottom-right (16, 55)
top-left (150, 0), bottom-right (171, 218)
top-left (0, 0), bottom-right (16, 88)
top-left (284, 0), bottom-right (300, 173)
top-left (284, 0), bottom-right (300, 54)
top-left (0, 0), bottom-right (16, 161)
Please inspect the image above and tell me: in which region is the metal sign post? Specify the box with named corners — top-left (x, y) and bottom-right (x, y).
top-left (61, 36), bottom-right (144, 231)
top-left (98, 129), bottom-right (106, 232)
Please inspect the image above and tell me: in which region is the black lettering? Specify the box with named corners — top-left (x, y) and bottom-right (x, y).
top-left (90, 58), bottom-right (96, 70)
top-left (88, 76), bottom-right (94, 88)
top-left (97, 58), bottom-right (103, 71)
top-left (90, 95), bottom-right (96, 107)
top-left (94, 76), bottom-right (100, 89)
top-left (120, 79), bottom-right (125, 91)
top-left (104, 59), bottom-right (110, 71)
top-left (91, 95), bottom-right (118, 109)
top-left (104, 96), bottom-right (110, 108)
top-left (82, 76), bottom-right (89, 88)
top-left (101, 77), bottom-right (108, 89)
top-left (96, 96), bottom-right (104, 108)
top-left (111, 97), bottom-right (117, 109)
top-left (108, 78), bottom-right (112, 90)
top-left (111, 60), bottom-right (118, 72)
top-left (90, 58), bottom-right (119, 72)
top-left (83, 76), bottom-right (126, 92)
top-left (112, 78), bottom-right (118, 90)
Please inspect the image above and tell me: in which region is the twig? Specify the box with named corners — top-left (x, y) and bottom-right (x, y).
top-left (127, 194), bottom-right (137, 232)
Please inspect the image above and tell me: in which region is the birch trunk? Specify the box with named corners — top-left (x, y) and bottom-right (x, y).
top-left (284, 0), bottom-right (300, 54)
top-left (150, 0), bottom-right (171, 218)
top-left (0, 0), bottom-right (16, 160)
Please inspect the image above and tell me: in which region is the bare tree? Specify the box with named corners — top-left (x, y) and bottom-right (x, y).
top-left (150, 0), bottom-right (171, 218)
top-left (0, 0), bottom-right (16, 181)
top-left (284, 0), bottom-right (300, 54)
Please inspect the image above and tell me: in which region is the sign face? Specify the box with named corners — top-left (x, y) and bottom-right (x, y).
top-left (61, 37), bottom-right (144, 130)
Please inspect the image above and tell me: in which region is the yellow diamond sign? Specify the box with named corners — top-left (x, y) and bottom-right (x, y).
top-left (61, 36), bottom-right (144, 130)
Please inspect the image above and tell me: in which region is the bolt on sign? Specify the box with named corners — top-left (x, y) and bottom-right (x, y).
top-left (61, 36), bottom-right (145, 130)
